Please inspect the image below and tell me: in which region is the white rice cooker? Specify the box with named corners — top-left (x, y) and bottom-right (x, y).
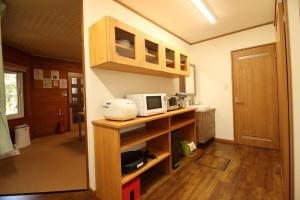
top-left (102, 99), bottom-right (138, 121)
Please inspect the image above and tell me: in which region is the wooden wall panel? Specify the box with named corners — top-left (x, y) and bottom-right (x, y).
top-left (29, 69), bottom-right (69, 137)
top-left (3, 45), bottom-right (32, 67)
top-left (3, 45), bottom-right (82, 139)
top-left (30, 89), bottom-right (69, 137)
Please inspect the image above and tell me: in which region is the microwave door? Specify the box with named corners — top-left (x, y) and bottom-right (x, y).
top-left (146, 96), bottom-right (162, 109)
top-left (145, 96), bottom-right (163, 115)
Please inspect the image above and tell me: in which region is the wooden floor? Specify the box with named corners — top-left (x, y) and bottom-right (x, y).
top-left (144, 141), bottom-right (283, 200)
top-left (0, 141), bottom-right (282, 200)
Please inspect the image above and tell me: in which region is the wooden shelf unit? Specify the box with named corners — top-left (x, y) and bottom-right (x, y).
top-left (92, 108), bottom-right (196, 200)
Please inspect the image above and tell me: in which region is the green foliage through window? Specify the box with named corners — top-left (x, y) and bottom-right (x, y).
top-left (4, 71), bottom-right (24, 119)
top-left (4, 73), bottom-right (18, 115)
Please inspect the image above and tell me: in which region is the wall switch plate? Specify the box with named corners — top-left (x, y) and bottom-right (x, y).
top-left (224, 84), bottom-right (229, 90)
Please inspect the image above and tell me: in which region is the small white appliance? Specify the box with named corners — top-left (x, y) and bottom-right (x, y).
top-left (102, 99), bottom-right (137, 121)
top-left (126, 93), bottom-right (167, 116)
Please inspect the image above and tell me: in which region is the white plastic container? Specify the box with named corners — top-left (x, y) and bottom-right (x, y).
top-left (15, 124), bottom-right (31, 149)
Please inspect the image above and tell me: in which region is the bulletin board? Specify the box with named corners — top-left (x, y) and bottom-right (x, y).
top-left (33, 68), bottom-right (68, 89)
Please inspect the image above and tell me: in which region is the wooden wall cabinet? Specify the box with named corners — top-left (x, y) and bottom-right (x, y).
top-left (89, 16), bottom-right (190, 78)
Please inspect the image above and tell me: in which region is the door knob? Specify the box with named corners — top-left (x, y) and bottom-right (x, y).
top-left (234, 97), bottom-right (243, 104)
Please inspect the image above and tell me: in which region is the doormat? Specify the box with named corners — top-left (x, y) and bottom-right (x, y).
top-left (194, 154), bottom-right (231, 171)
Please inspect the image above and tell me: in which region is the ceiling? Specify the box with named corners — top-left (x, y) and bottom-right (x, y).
top-left (1, 0), bottom-right (82, 61)
top-left (115, 0), bottom-right (275, 44)
top-left (0, 0), bottom-right (274, 60)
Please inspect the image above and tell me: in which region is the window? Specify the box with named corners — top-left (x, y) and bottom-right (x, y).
top-left (4, 71), bottom-right (24, 119)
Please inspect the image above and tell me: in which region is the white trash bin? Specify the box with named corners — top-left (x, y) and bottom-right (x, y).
top-left (15, 124), bottom-right (31, 149)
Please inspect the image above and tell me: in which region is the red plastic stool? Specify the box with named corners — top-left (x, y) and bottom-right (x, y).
top-left (122, 177), bottom-right (140, 200)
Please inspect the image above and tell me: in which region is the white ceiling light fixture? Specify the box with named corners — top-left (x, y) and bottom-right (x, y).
top-left (191, 0), bottom-right (216, 24)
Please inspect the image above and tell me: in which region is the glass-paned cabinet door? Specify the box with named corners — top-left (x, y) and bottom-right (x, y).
top-left (107, 17), bottom-right (141, 66)
top-left (163, 45), bottom-right (178, 73)
top-left (143, 35), bottom-right (162, 70)
top-left (179, 52), bottom-right (189, 76)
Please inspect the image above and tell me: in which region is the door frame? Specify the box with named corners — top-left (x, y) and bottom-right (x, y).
top-left (231, 42), bottom-right (276, 145)
top-left (280, 1), bottom-right (294, 199)
top-left (81, 0), bottom-right (90, 191)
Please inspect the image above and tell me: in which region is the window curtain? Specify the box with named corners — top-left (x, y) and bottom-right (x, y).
top-left (0, 1), bottom-right (14, 157)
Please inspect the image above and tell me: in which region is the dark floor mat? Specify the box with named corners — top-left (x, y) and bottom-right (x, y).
top-left (194, 153), bottom-right (231, 171)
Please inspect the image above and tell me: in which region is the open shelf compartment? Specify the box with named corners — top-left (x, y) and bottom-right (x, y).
top-left (140, 159), bottom-right (171, 198)
top-left (121, 149), bottom-right (170, 185)
top-left (120, 117), bottom-right (169, 150)
top-left (171, 110), bottom-right (195, 130)
top-left (121, 133), bottom-right (171, 185)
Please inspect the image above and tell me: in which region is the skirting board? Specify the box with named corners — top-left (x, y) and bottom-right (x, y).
top-left (214, 138), bottom-right (235, 144)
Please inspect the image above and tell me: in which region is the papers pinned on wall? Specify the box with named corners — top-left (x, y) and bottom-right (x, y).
top-left (33, 69), bottom-right (43, 80)
top-left (43, 78), bottom-right (52, 88)
top-left (33, 69), bottom-right (69, 90)
top-left (59, 79), bottom-right (67, 89)
top-left (51, 70), bottom-right (59, 80)
top-left (53, 80), bottom-right (59, 88)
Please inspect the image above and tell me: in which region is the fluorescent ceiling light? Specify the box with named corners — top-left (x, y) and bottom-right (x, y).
top-left (192, 0), bottom-right (216, 24)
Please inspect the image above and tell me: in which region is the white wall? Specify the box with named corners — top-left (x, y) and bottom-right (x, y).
top-left (286, 0), bottom-right (300, 199)
top-left (83, 0), bottom-right (190, 189)
top-left (190, 25), bottom-right (276, 141)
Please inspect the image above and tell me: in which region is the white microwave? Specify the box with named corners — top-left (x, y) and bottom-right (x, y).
top-left (126, 93), bottom-right (167, 116)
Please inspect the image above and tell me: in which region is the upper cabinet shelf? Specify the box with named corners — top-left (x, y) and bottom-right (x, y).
top-left (89, 16), bottom-right (190, 78)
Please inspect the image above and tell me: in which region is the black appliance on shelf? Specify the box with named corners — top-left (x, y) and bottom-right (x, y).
top-left (121, 150), bottom-right (149, 174)
top-left (171, 129), bottom-right (182, 169)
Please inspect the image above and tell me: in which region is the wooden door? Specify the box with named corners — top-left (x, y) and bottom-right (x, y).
top-left (68, 73), bottom-right (84, 131)
top-left (232, 44), bottom-right (279, 149)
top-left (276, 3), bottom-right (290, 199)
